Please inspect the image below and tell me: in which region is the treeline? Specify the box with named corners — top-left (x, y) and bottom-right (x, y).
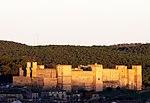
top-left (0, 40), bottom-right (150, 88)
top-left (112, 43), bottom-right (143, 47)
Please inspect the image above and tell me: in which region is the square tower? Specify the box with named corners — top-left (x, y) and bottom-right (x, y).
top-left (32, 62), bottom-right (37, 77)
top-left (56, 65), bottom-right (72, 92)
top-left (91, 64), bottom-right (103, 92)
top-left (116, 65), bottom-right (128, 88)
top-left (132, 65), bottom-right (142, 90)
top-left (26, 62), bottom-right (31, 77)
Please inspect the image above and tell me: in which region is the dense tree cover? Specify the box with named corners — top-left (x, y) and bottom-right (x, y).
top-left (0, 40), bottom-right (150, 88)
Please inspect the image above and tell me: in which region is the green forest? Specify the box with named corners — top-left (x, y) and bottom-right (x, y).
top-left (0, 40), bottom-right (150, 88)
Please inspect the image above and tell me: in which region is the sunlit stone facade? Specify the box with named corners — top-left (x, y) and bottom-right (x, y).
top-left (13, 62), bottom-right (142, 92)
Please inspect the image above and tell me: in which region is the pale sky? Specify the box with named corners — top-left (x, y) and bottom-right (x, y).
top-left (0, 0), bottom-right (150, 46)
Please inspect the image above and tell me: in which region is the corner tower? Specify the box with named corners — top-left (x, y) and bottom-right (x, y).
top-left (132, 65), bottom-right (142, 90)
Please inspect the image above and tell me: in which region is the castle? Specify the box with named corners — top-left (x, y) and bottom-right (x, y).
top-left (13, 62), bottom-right (142, 92)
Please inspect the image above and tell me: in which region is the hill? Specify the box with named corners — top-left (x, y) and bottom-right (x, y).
top-left (0, 40), bottom-right (150, 88)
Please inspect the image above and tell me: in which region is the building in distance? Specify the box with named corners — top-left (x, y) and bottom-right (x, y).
top-left (13, 62), bottom-right (142, 92)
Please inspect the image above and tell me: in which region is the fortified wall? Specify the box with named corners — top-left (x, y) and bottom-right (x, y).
top-left (13, 62), bottom-right (142, 92)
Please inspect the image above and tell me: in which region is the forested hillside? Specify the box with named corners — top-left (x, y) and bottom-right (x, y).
top-left (0, 40), bottom-right (150, 88)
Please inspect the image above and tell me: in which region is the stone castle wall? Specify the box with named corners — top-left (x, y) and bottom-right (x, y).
top-left (71, 71), bottom-right (94, 91)
top-left (13, 76), bottom-right (44, 87)
top-left (36, 69), bottom-right (56, 78)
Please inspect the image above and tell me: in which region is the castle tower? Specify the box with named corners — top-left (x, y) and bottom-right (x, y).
top-left (117, 65), bottom-right (128, 88)
top-left (26, 62), bottom-right (31, 77)
top-left (31, 62), bottom-right (37, 77)
top-left (132, 65), bottom-right (142, 90)
top-left (57, 65), bottom-right (63, 89)
top-left (91, 64), bottom-right (103, 92)
top-left (56, 65), bottom-right (72, 92)
top-left (127, 69), bottom-right (135, 89)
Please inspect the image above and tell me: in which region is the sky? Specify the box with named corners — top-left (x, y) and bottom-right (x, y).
top-left (0, 0), bottom-right (150, 46)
